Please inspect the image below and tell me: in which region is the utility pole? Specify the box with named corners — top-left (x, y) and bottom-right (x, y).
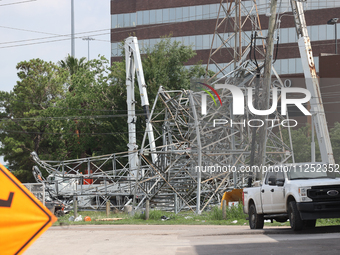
top-left (71, 0), bottom-right (75, 57)
top-left (238, 0), bottom-right (242, 60)
top-left (336, 21), bottom-right (338, 54)
top-left (256, 0), bottom-right (278, 180)
top-left (83, 37), bottom-right (95, 60)
top-left (327, 18), bottom-right (339, 54)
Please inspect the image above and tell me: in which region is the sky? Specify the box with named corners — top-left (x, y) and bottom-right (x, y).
top-left (0, 0), bottom-right (111, 164)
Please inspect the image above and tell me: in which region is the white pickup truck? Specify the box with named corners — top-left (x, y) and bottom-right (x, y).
top-left (243, 163), bottom-right (340, 231)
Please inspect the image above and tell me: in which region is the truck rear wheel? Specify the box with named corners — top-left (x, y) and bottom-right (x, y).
top-left (249, 203), bottom-right (264, 229)
top-left (288, 200), bottom-right (304, 231)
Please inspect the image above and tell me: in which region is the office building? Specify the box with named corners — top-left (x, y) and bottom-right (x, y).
top-left (111, 0), bottom-right (340, 75)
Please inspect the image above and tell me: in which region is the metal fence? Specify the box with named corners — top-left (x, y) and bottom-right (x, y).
top-left (22, 183), bottom-right (45, 206)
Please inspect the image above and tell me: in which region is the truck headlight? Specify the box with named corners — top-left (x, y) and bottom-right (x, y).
top-left (298, 187), bottom-right (312, 202)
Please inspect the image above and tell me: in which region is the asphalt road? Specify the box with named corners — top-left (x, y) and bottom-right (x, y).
top-left (25, 225), bottom-right (340, 255)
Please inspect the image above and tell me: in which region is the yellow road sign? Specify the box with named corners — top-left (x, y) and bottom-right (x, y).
top-left (0, 163), bottom-right (57, 255)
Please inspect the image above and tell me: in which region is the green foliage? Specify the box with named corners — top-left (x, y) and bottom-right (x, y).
top-left (0, 56), bottom-right (119, 181)
top-left (317, 218), bottom-right (340, 226)
top-left (0, 59), bottom-right (68, 182)
top-left (142, 37), bottom-right (204, 91)
top-left (330, 122), bottom-right (340, 164)
top-left (208, 206), bottom-right (224, 220)
top-left (208, 203), bottom-right (246, 221)
top-left (45, 55), bottom-right (124, 160)
top-left (59, 55), bottom-right (88, 76)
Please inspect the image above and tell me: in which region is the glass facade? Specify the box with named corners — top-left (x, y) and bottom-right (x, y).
top-left (111, 0), bottom-right (340, 29)
top-left (111, 0), bottom-right (339, 75)
top-left (112, 24), bottom-right (340, 57)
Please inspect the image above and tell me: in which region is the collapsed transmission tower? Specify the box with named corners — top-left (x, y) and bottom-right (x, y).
top-left (31, 0), bottom-right (295, 212)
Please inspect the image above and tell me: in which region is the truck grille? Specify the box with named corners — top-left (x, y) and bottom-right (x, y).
top-left (308, 185), bottom-right (340, 202)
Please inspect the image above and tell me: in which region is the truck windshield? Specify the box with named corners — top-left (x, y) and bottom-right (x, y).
top-left (286, 164), bottom-right (340, 180)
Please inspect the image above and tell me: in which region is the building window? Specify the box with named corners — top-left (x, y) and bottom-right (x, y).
top-left (111, 15), bottom-right (117, 28)
top-left (145, 10), bottom-right (151, 24)
top-left (150, 10), bottom-right (156, 24)
top-left (203, 5), bottom-right (210, 19)
top-left (169, 8), bottom-right (176, 22)
top-left (289, 58), bottom-right (296, 74)
top-left (209, 4), bottom-right (218, 19)
top-left (137, 12), bottom-right (142, 26)
top-left (196, 5), bottom-right (203, 20)
top-left (183, 7), bottom-right (189, 22)
top-left (117, 14), bottom-right (124, 28)
top-left (296, 59), bottom-right (303, 74)
top-left (131, 13), bottom-right (136, 27)
top-left (123, 13), bottom-right (130, 27)
top-left (189, 6), bottom-right (196, 21)
top-left (176, 7), bottom-right (183, 22)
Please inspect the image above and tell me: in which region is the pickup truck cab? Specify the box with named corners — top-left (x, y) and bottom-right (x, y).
top-left (243, 163), bottom-right (340, 231)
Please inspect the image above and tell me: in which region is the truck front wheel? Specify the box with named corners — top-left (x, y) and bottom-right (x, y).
top-left (249, 203), bottom-right (264, 229)
top-left (288, 200), bottom-right (304, 231)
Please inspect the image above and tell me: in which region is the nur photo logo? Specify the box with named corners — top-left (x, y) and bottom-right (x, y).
top-left (200, 83), bottom-right (311, 116)
top-left (198, 82), bottom-right (222, 115)
top-left (194, 81), bottom-right (312, 128)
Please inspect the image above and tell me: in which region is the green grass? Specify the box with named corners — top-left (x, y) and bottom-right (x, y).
top-left (317, 218), bottom-right (340, 226)
top-left (207, 203), bottom-right (246, 221)
top-left (54, 204), bottom-right (249, 226)
top-left (53, 204), bottom-right (340, 228)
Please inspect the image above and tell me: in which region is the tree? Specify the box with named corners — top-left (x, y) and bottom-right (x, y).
top-left (0, 59), bottom-right (68, 182)
top-left (47, 56), bottom-right (123, 160)
top-left (58, 55), bottom-right (88, 93)
top-left (59, 55), bottom-right (88, 76)
top-left (281, 124), bottom-right (321, 163)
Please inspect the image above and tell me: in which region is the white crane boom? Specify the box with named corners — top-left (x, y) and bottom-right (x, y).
top-left (125, 37), bottom-right (157, 175)
top-left (290, 0), bottom-right (334, 164)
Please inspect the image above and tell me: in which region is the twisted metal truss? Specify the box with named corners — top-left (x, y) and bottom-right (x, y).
top-left (31, 78), bottom-right (293, 212)
top-left (142, 79), bottom-right (293, 212)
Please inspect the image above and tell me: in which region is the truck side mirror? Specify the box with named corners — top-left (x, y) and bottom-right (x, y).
top-left (276, 179), bottom-right (285, 187)
top-left (247, 177), bottom-right (253, 187)
top-left (268, 176), bottom-right (277, 186)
